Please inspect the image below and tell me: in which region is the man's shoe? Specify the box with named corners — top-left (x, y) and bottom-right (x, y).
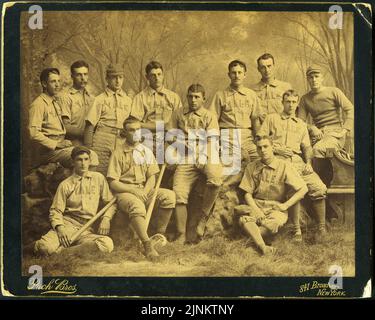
top-left (174, 233), bottom-right (186, 245)
top-left (315, 226), bottom-right (328, 243)
top-left (260, 245), bottom-right (277, 256)
top-left (143, 240), bottom-right (159, 260)
top-left (291, 229), bottom-right (303, 243)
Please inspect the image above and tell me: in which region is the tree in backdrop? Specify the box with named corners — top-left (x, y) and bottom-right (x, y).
top-left (21, 11), bottom-right (355, 172)
top-left (281, 12), bottom-right (353, 101)
top-left (278, 12), bottom-right (354, 154)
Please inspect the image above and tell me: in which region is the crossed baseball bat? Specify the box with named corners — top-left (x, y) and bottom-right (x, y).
top-left (55, 163), bottom-right (167, 253)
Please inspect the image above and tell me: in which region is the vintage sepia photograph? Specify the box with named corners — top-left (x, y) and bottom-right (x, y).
top-left (1, 1), bottom-right (372, 299)
top-left (19, 8), bottom-right (356, 278)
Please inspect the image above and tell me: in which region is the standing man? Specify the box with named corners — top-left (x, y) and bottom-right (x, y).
top-left (130, 61), bottom-right (183, 186)
top-left (34, 146), bottom-right (115, 256)
top-left (210, 60), bottom-right (261, 185)
top-left (107, 117), bottom-right (176, 260)
top-left (258, 90), bottom-right (328, 240)
top-left (297, 66), bottom-right (354, 160)
top-left (167, 84), bottom-right (223, 242)
top-left (58, 60), bottom-right (94, 146)
top-left (84, 64), bottom-right (132, 175)
top-left (130, 61), bottom-right (182, 133)
top-left (252, 53), bottom-right (292, 121)
top-left (235, 135), bottom-right (307, 255)
top-left (28, 68), bottom-right (74, 168)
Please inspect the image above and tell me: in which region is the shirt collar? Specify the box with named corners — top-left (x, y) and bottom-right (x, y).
top-left (183, 106), bottom-right (205, 116)
top-left (69, 87), bottom-right (91, 96)
top-left (281, 112), bottom-right (298, 122)
top-left (267, 158), bottom-right (279, 169)
top-left (41, 92), bottom-right (56, 104)
top-left (71, 171), bottom-right (93, 181)
top-left (258, 78), bottom-right (280, 88)
top-left (146, 86), bottom-right (168, 96)
top-left (226, 86), bottom-right (248, 96)
top-left (105, 87), bottom-right (125, 97)
top-left (310, 86), bottom-right (325, 94)
top-left (122, 141), bottom-right (146, 154)
top-left (255, 158), bottom-right (279, 173)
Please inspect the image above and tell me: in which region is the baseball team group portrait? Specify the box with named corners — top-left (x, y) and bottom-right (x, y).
top-left (20, 10), bottom-right (355, 277)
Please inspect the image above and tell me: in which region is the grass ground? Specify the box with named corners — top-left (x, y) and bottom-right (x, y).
top-left (22, 222), bottom-right (355, 277)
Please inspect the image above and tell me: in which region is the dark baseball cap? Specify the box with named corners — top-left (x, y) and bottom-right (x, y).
top-left (106, 63), bottom-right (125, 77)
top-left (306, 65), bottom-right (322, 76)
top-left (71, 146), bottom-right (91, 159)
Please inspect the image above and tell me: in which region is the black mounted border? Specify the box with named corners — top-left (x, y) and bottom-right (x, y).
top-left (1, 0), bottom-right (373, 298)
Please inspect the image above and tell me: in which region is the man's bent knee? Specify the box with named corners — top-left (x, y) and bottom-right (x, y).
top-left (117, 193), bottom-right (146, 218)
top-left (313, 143), bottom-right (327, 158)
top-left (158, 189), bottom-right (176, 208)
top-left (306, 175), bottom-right (328, 200)
top-left (34, 239), bottom-right (58, 256)
top-left (173, 187), bottom-right (189, 205)
top-left (238, 215), bottom-right (257, 228)
top-left (207, 179), bottom-right (222, 187)
top-left (308, 188), bottom-right (327, 200)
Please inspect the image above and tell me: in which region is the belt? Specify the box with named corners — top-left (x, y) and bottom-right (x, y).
top-left (47, 134), bottom-right (65, 140)
top-left (219, 127), bottom-right (252, 131)
top-left (96, 125), bottom-right (123, 136)
top-left (64, 214), bottom-right (90, 226)
top-left (127, 183), bottom-right (144, 188)
top-left (114, 183), bottom-right (144, 196)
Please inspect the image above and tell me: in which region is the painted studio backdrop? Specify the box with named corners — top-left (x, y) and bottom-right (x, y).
top-left (20, 11), bottom-right (355, 277)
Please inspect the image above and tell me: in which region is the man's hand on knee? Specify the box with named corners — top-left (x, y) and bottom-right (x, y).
top-left (310, 126), bottom-right (323, 141)
top-left (255, 213), bottom-right (266, 226)
top-left (56, 139), bottom-right (73, 149)
top-left (271, 202), bottom-right (288, 212)
top-left (56, 225), bottom-right (71, 248)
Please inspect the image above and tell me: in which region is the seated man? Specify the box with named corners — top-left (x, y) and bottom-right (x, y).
top-left (28, 68), bottom-right (74, 168)
top-left (58, 60), bottom-right (99, 167)
top-left (297, 66), bottom-right (354, 182)
top-left (34, 146), bottom-right (115, 256)
top-left (167, 84), bottom-right (223, 242)
top-left (58, 60), bottom-right (95, 146)
top-left (257, 90), bottom-right (328, 240)
top-left (235, 135), bottom-right (307, 255)
top-left (107, 117), bottom-right (176, 260)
